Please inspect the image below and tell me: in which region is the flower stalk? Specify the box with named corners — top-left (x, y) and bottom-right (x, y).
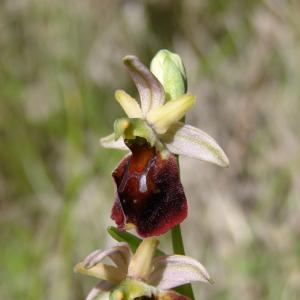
top-left (171, 224), bottom-right (195, 299)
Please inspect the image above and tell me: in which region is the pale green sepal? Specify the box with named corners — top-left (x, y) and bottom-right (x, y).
top-left (123, 55), bottom-right (165, 114)
top-left (150, 49), bottom-right (187, 101)
top-left (100, 133), bottom-right (128, 150)
top-left (161, 122), bottom-right (229, 167)
top-left (114, 118), bottom-right (157, 147)
top-left (115, 90), bottom-right (142, 118)
top-left (149, 254), bottom-right (213, 290)
top-left (74, 262), bottom-right (126, 284)
top-left (146, 94), bottom-right (195, 134)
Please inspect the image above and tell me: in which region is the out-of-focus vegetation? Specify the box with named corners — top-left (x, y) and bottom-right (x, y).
top-left (1, 0), bottom-right (300, 299)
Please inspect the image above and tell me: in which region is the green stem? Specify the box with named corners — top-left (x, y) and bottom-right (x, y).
top-left (171, 225), bottom-right (195, 299)
top-left (171, 154), bottom-right (195, 299)
top-left (171, 224), bottom-right (185, 254)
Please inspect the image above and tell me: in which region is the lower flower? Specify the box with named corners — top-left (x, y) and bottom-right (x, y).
top-left (74, 238), bottom-right (212, 300)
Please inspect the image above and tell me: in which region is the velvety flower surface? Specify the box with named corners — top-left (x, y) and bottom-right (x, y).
top-left (111, 140), bottom-right (187, 237)
top-left (74, 238), bottom-right (212, 300)
top-left (101, 53), bottom-right (229, 237)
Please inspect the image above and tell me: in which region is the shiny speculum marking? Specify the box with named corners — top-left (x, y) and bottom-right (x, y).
top-left (118, 152), bottom-right (157, 196)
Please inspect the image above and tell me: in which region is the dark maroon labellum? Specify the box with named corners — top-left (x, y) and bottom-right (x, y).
top-left (111, 141), bottom-right (187, 237)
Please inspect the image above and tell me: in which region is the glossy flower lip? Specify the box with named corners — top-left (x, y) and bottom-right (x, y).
top-left (74, 238), bottom-right (212, 300)
top-left (111, 140), bottom-right (187, 237)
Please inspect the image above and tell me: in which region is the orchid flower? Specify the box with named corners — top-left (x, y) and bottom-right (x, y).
top-left (101, 51), bottom-right (229, 237)
top-left (74, 238), bottom-right (212, 300)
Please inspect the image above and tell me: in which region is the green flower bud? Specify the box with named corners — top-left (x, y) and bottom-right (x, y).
top-left (150, 49), bottom-right (187, 101)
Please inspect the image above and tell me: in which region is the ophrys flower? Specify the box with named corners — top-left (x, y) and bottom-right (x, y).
top-left (101, 52), bottom-right (229, 237)
top-left (74, 238), bottom-right (212, 300)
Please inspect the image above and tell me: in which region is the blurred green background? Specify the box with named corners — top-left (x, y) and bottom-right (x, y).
top-left (1, 0), bottom-right (300, 299)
